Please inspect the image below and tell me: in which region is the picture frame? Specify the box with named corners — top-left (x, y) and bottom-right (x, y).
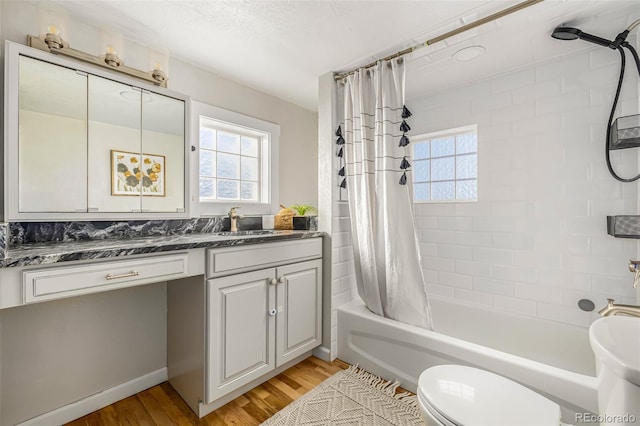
top-left (111, 150), bottom-right (166, 196)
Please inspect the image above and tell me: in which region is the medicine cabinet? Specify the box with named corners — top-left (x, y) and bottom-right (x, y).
top-left (4, 41), bottom-right (189, 220)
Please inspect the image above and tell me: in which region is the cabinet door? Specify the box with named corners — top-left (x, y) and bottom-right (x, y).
top-left (206, 269), bottom-right (276, 403)
top-left (18, 56), bottom-right (88, 212)
top-left (141, 91), bottom-right (185, 213)
top-left (7, 42), bottom-right (190, 220)
top-left (275, 259), bottom-right (322, 366)
top-left (87, 75), bottom-right (142, 212)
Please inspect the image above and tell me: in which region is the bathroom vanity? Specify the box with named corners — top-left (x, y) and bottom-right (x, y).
top-left (0, 231), bottom-right (324, 423)
top-left (168, 237), bottom-right (323, 417)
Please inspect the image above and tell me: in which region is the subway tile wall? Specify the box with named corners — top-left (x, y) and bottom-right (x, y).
top-left (409, 45), bottom-right (640, 327)
top-left (330, 200), bottom-right (357, 356)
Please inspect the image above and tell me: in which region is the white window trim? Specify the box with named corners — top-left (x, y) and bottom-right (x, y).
top-left (412, 124), bottom-right (478, 204)
top-left (190, 100), bottom-right (280, 216)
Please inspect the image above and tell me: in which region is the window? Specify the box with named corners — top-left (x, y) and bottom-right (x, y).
top-left (412, 125), bottom-right (477, 202)
top-left (199, 121), bottom-right (264, 202)
top-left (192, 101), bottom-right (279, 215)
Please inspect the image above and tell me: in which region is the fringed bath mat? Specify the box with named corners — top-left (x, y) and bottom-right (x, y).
top-left (260, 365), bottom-right (423, 426)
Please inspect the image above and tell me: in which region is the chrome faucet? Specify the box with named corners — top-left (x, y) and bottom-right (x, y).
top-left (229, 207), bottom-right (241, 232)
top-left (598, 298), bottom-right (640, 318)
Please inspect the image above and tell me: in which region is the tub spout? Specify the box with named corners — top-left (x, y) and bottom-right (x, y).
top-left (598, 298), bottom-right (640, 318)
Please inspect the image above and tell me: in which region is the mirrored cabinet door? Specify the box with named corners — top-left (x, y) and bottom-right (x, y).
top-left (7, 42), bottom-right (189, 220)
top-left (87, 75), bottom-right (142, 213)
top-left (18, 56), bottom-right (88, 212)
top-left (141, 91), bottom-right (185, 213)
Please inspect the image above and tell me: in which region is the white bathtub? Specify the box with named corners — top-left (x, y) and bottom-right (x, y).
top-left (337, 297), bottom-right (598, 419)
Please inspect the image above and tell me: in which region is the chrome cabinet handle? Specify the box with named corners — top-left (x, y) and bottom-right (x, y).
top-left (278, 276), bottom-right (286, 284)
top-left (106, 271), bottom-right (140, 280)
top-left (270, 278), bottom-right (278, 286)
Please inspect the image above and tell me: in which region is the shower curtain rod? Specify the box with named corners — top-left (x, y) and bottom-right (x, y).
top-left (333, 0), bottom-right (544, 81)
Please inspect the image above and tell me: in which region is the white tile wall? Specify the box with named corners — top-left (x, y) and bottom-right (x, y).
top-left (330, 200), bottom-right (357, 355)
top-left (409, 44), bottom-right (640, 327)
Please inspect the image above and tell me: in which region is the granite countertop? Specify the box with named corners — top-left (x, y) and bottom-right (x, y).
top-left (1, 230), bottom-right (324, 268)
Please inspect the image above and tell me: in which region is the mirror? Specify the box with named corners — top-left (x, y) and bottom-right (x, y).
top-left (87, 75), bottom-right (142, 212)
top-left (18, 56), bottom-right (88, 212)
top-left (141, 91), bottom-right (185, 213)
top-left (9, 43), bottom-right (189, 220)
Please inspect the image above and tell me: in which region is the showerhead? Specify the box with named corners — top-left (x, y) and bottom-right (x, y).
top-left (551, 26), bottom-right (614, 48)
top-left (551, 26), bottom-right (581, 40)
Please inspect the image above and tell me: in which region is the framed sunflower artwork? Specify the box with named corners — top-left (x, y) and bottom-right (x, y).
top-left (111, 150), bottom-right (166, 196)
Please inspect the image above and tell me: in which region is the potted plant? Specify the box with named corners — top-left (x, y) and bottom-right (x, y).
top-left (289, 204), bottom-right (317, 230)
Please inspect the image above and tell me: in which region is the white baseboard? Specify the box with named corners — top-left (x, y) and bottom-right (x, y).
top-left (312, 345), bottom-right (331, 362)
top-left (17, 368), bottom-right (168, 426)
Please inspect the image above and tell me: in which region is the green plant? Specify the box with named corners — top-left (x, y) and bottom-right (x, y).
top-left (289, 204), bottom-right (317, 216)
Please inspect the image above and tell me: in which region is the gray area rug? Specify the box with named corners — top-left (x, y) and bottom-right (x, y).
top-left (261, 365), bottom-right (423, 426)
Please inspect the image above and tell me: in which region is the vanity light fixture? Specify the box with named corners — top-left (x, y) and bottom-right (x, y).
top-left (43, 25), bottom-right (63, 50)
top-left (104, 46), bottom-right (123, 68)
top-left (101, 31), bottom-right (124, 68)
top-left (27, 32), bottom-right (168, 88)
top-left (149, 48), bottom-right (170, 84)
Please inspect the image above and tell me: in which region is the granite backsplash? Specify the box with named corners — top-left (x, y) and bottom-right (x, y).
top-left (7, 216), bottom-right (263, 245)
top-left (1, 215), bottom-right (318, 258)
top-left (0, 223), bottom-right (7, 259)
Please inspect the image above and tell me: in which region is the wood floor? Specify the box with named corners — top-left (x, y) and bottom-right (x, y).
top-left (65, 356), bottom-right (350, 426)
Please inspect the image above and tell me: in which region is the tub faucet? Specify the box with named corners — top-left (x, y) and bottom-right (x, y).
top-left (598, 298), bottom-right (640, 318)
top-left (229, 207), bottom-right (241, 232)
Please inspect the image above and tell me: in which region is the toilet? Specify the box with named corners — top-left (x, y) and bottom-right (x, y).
top-left (417, 365), bottom-right (563, 426)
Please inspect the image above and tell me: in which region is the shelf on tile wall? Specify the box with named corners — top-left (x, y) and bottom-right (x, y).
top-left (607, 216), bottom-right (640, 238)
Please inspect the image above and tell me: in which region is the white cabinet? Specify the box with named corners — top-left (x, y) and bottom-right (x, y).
top-left (275, 260), bottom-right (323, 366)
top-left (205, 268), bottom-right (276, 402)
top-left (205, 259), bottom-right (322, 403)
top-left (167, 238), bottom-right (323, 417)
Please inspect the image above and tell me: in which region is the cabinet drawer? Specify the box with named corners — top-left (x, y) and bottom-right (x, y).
top-left (207, 238), bottom-right (322, 278)
top-left (23, 253), bottom-right (188, 303)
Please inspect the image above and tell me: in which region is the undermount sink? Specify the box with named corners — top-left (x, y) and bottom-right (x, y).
top-left (589, 315), bottom-right (640, 385)
top-left (214, 230), bottom-right (284, 237)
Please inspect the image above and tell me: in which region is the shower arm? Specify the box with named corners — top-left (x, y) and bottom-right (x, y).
top-left (627, 18), bottom-right (640, 32)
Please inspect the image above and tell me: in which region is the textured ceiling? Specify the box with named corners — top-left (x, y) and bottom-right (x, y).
top-left (55, 0), bottom-right (639, 111)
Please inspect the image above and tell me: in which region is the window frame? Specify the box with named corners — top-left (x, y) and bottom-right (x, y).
top-left (191, 101), bottom-right (280, 216)
top-left (411, 124), bottom-right (478, 204)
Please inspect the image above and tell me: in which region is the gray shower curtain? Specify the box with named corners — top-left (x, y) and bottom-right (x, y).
top-left (341, 59), bottom-right (433, 329)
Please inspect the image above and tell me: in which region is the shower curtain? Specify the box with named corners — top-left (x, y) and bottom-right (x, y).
top-left (340, 59), bottom-right (433, 330)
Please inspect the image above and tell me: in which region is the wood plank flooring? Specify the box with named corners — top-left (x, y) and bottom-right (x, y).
top-left (65, 356), bottom-right (350, 426)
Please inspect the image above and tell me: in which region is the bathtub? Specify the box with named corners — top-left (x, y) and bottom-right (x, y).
top-left (337, 297), bottom-right (598, 419)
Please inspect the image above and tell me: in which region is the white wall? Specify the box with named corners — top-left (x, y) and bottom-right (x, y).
top-left (409, 44), bottom-right (640, 327)
top-left (0, 284), bottom-right (167, 426)
top-left (169, 58), bottom-right (318, 208)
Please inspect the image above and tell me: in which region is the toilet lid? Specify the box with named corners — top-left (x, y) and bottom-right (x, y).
top-left (418, 365), bottom-right (560, 426)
